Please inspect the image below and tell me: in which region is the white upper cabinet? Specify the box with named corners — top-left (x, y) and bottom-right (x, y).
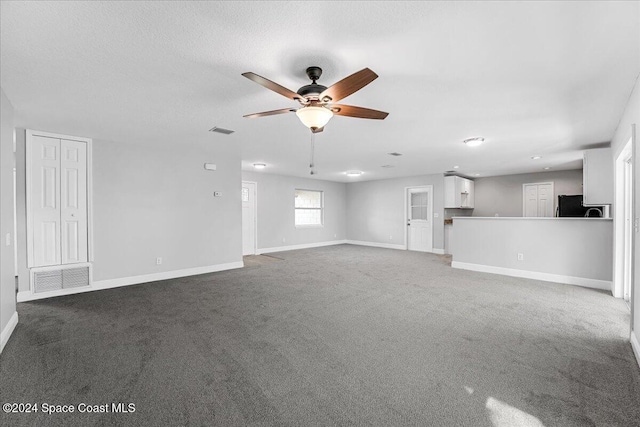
top-left (583, 148), bottom-right (613, 205)
top-left (444, 176), bottom-right (474, 209)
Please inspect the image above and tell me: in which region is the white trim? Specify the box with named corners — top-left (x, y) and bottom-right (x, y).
top-left (1, 312), bottom-right (19, 354)
top-left (242, 180), bottom-right (258, 256)
top-left (25, 129), bottom-right (94, 267)
top-left (18, 261), bottom-right (243, 302)
top-left (345, 240), bottom-right (405, 251)
top-left (522, 181), bottom-right (555, 217)
top-left (631, 330), bottom-right (640, 369)
top-left (404, 185), bottom-right (434, 252)
top-left (257, 240), bottom-right (346, 254)
top-left (432, 248), bottom-right (445, 255)
top-left (452, 261), bottom-right (611, 290)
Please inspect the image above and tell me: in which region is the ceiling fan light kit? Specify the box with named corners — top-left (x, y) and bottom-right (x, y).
top-left (295, 106), bottom-right (333, 131)
top-left (242, 66), bottom-right (388, 133)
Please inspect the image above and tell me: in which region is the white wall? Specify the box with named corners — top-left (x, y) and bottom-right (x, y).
top-left (0, 88), bottom-right (17, 352)
top-left (473, 169), bottom-right (583, 217)
top-left (242, 171), bottom-right (346, 251)
top-left (452, 218), bottom-right (613, 288)
top-left (609, 74), bottom-right (640, 364)
top-left (346, 174), bottom-right (445, 250)
top-left (16, 129), bottom-right (243, 291)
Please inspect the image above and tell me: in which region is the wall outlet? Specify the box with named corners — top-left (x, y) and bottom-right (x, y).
top-left (282, 238), bottom-right (286, 243)
top-left (156, 257), bottom-right (162, 265)
top-left (334, 234), bottom-right (337, 238)
top-left (434, 213), bottom-right (439, 218)
top-left (517, 253), bottom-right (524, 261)
top-left (5, 233), bottom-right (10, 246)
top-left (389, 235), bottom-right (393, 240)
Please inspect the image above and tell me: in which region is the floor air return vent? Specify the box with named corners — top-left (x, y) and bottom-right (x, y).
top-left (33, 265), bottom-right (90, 293)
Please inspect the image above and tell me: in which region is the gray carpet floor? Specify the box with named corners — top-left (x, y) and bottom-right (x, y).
top-left (1, 244), bottom-right (639, 426)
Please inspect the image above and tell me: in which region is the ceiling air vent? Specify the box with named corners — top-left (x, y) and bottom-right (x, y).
top-left (209, 127), bottom-right (235, 135)
top-left (388, 152), bottom-right (402, 156)
top-left (381, 164), bottom-right (395, 168)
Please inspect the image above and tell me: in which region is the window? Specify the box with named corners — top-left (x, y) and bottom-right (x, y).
top-left (295, 189), bottom-right (323, 226)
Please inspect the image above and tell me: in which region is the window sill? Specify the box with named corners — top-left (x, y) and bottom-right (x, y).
top-left (295, 224), bottom-right (324, 228)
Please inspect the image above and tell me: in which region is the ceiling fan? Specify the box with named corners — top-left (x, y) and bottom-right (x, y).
top-left (242, 66), bottom-right (388, 133)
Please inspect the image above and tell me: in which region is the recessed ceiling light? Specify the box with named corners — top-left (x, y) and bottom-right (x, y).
top-left (253, 163), bottom-right (266, 169)
top-left (346, 170), bottom-right (363, 177)
top-left (531, 156), bottom-right (542, 160)
top-left (474, 173), bottom-right (481, 176)
top-left (543, 167), bottom-right (551, 170)
top-left (463, 137), bottom-right (485, 147)
top-left (453, 165), bottom-right (460, 169)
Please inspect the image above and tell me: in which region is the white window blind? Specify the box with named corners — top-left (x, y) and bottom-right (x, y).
top-left (295, 189), bottom-right (323, 226)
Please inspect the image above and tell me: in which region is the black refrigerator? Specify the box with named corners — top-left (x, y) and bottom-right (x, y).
top-left (557, 195), bottom-right (590, 217)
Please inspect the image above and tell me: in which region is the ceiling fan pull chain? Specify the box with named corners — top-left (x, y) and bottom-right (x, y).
top-left (309, 133), bottom-right (316, 175)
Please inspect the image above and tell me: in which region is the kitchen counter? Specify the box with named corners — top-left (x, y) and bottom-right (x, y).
top-left (450, 216), bottom-right (613, 290)
top-left (453, 216), bottom-right (612, 221)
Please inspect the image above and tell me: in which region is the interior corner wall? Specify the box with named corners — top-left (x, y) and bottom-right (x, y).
top-left (16, 129), bottom-right (243, 292)
top-left (472, 169), bottom-right (584, 217)
top-left (0, 88), bottom-right (17, 351)
top-left (609, 74), bottom-right (640, 362)
top-left (345, 174), bottom-right (445, 250)
top-left (241, 171), bottom-right (347, 251)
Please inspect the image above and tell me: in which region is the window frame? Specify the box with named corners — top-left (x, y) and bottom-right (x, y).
top-left (294, 189), bottom-right (324, 228)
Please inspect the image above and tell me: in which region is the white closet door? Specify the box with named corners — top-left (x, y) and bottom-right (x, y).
top-left (31, 136), bottom-right (61, 266)
top-left (524, 184), bottom-right (539, 217)
top-left (537, 183), bottom-right (554, 217)
top-left (60, 139), bottom-right (88, 264)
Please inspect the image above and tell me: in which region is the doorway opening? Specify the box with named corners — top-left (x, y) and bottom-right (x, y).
top-left (242, 181), bottom-right (257, 256)
top-left (405, 185), bottom-right (433, 253)
top-left (614, 138), bottom-right (633, 304)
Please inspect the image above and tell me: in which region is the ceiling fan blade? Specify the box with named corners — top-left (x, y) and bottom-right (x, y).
top-left (242, 72), bottom-right (302, 101)
top-left (330, 104), bottom-right (389, 120)
top-left (319, 68), bottom-right (378, 103)
top-left (311, 126), bottom-right (324, 134)
top-left (243, 107), bottom-right (297, 119)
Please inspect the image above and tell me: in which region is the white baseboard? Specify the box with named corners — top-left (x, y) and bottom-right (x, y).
top-left (451, 261), bottom-right (611, 290)
top-left (631, 330), bottom-right (640, 369)
top-left (257, 240), bottom-right (347, 254)
top-left (17, 261), bottom-right (244, 302)
top-left (1, 311), bottom-right (19, 354)
top-left (346, 240), bottom-right (445, 255)
top-left (345, 240), bottom-right (406, 250)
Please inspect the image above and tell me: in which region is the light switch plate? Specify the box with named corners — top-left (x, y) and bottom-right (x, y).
top-left (5, 233), bottom-right (10, 246)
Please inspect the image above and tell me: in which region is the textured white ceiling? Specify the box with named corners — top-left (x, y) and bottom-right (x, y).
top-left (1, 1), bottom-right (638, 182)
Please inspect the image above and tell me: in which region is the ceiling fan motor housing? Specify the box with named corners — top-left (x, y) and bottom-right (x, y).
top-left (297, 66), bottom-right (327, 99)
top-left (297, 84), bottom-right (328, 99)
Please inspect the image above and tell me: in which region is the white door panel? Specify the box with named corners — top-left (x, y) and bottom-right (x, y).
top-left (31, 136), bottom-right (61, 266)
top-left (61, 139), bottom-right (87, 263)
top-left (29, 134), bottom-right (88, 267)
top-left (242, 182), bottom-right (257, 255)
top-left (407, 187), bottom-right (433, 252)
top-left (523, 182), bottom-right (554, 217)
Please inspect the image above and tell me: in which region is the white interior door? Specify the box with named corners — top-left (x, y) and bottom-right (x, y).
top-left (624, 156), bottom-right (633, 303)
top-left (523, 182), bottom-right (554, 217)
top-left (407, 187), bottom-right (433, 252)
top-left (524, 184), bottom-right (539, 217)
top-left (60, 139), bottom-right (88, 264)
top-left (31, 135), bottom-right (61, 266)
top-left (537, 183), bottom-right (553, 217)
top-left (242, 182), bottom-right (256, 255)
